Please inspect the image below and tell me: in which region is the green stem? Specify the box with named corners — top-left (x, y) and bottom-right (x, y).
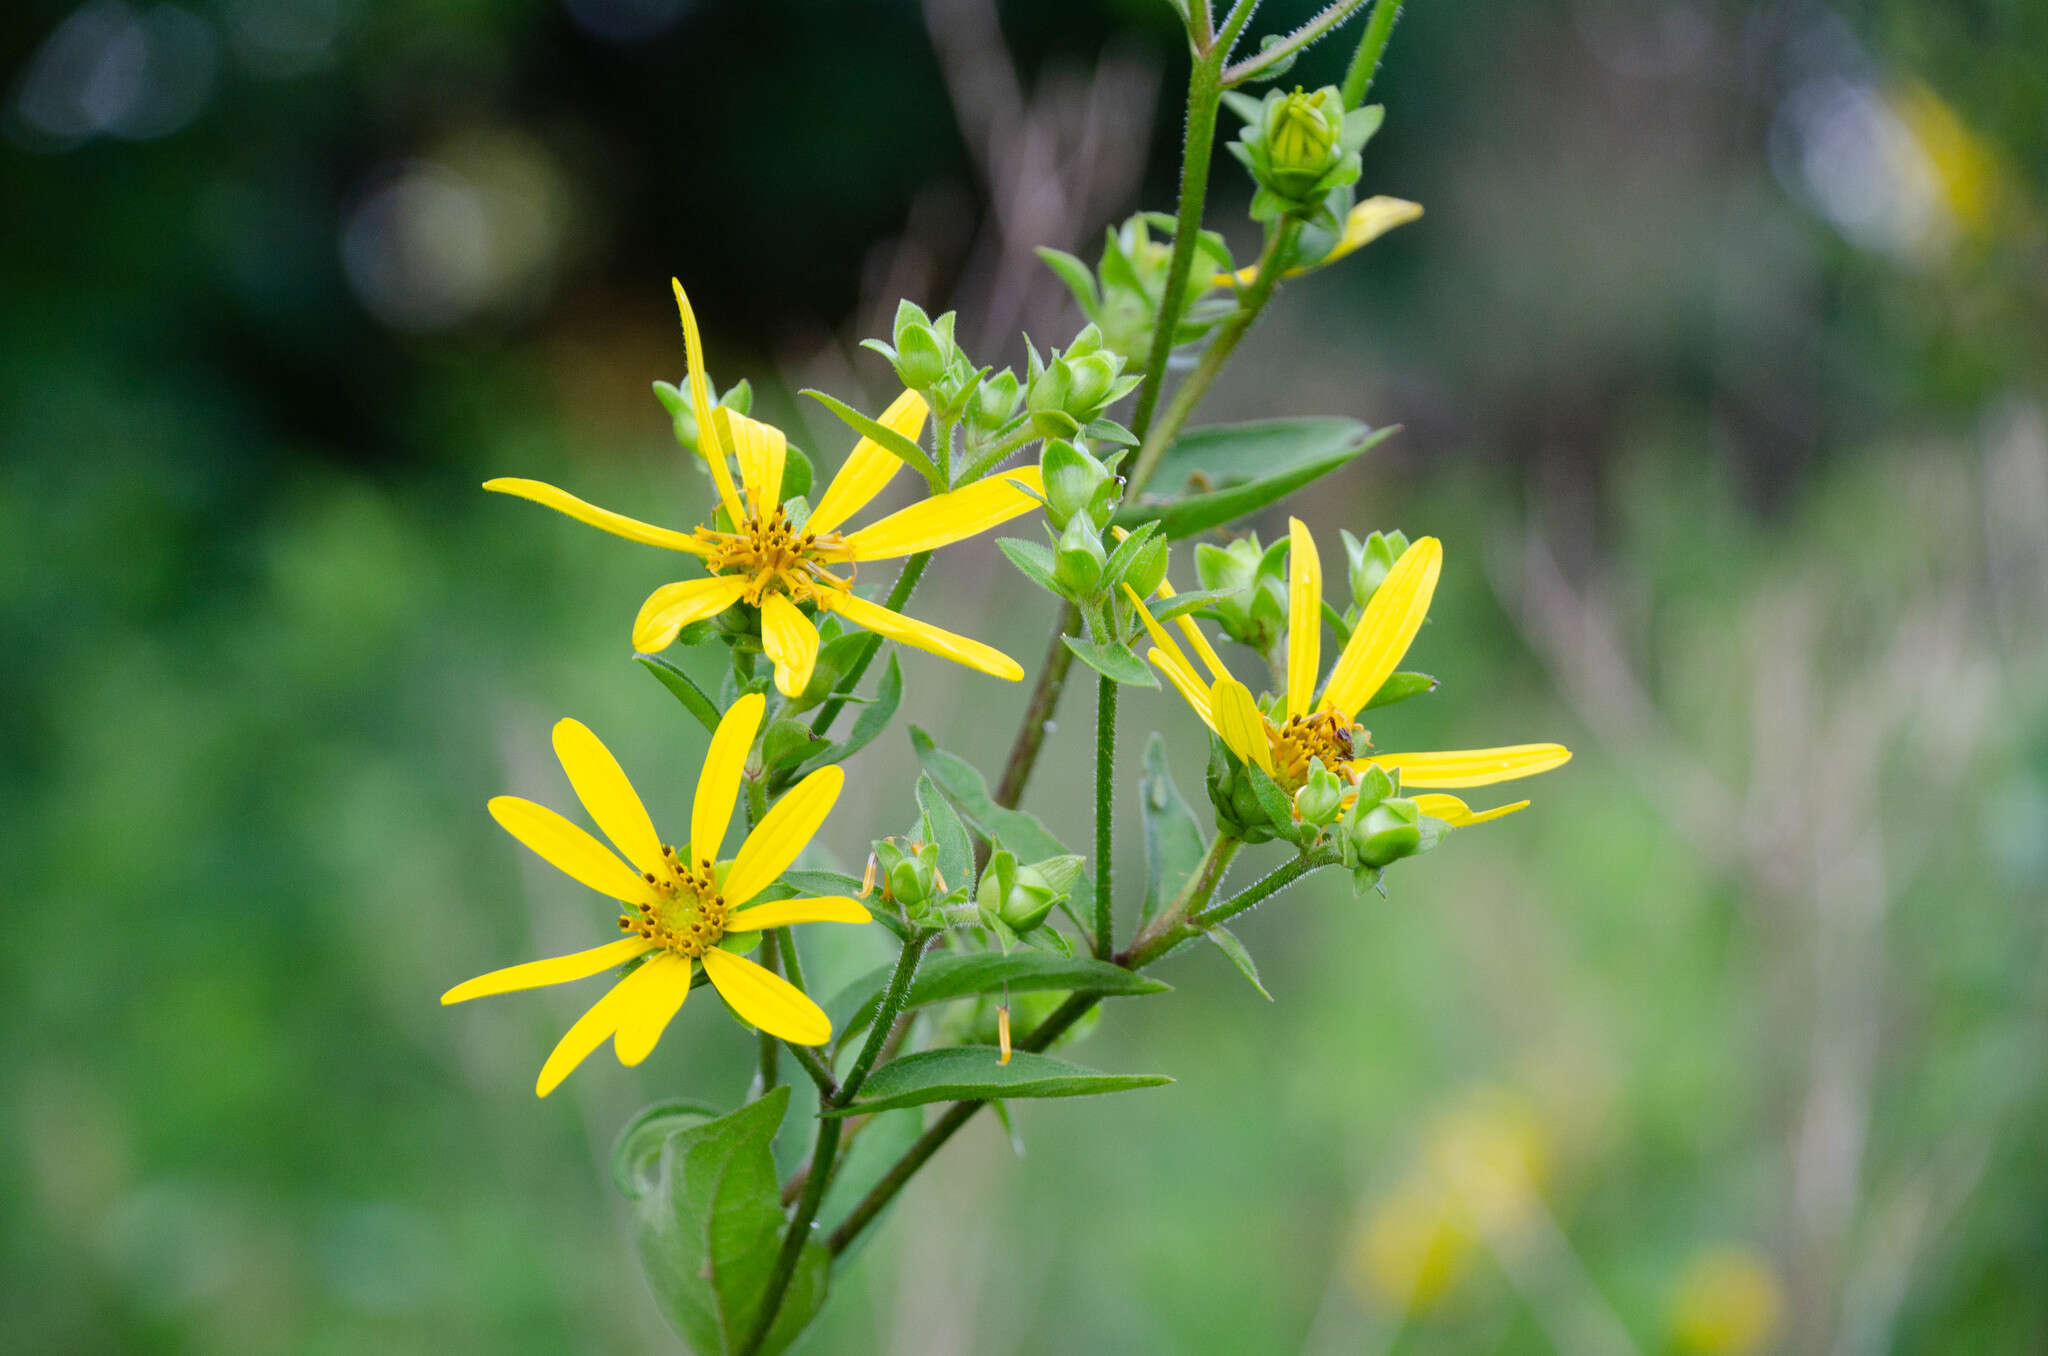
top-left (1221, 0), bottom-right (1374, 87)
top-left (1126, 219), bottom-right (1301, 495)
top-left (1126, 833), bottom-right (1242, 960)
top-left (1339, 0), bottom-right (1403, 108)
top-left (993, 602), bottom-right (1082, 810)
top-left (809, 551), bottom-right (931, 736)
top-left (743, 931), bottom-right (931, 1356)
top-left (1093, 673), bottom-right (1117, 959)
top-left (775, 926), bottom-right (806, 993)
top-left (755, 932), bottom-right (782, 1094)
top-left (1127, 51), bottom-right (1224, 454)
top-left (784, 1039), bottom-right (837, 1100)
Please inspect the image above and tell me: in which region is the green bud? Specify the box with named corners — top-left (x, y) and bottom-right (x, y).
top-left (1225, 85), bottom-right (1379, 224)
top-left (894, 323), bottom-right (949, 390)
top-left (1192, 535), bottom-right (1289, 652)
top-left (1293, 757), bottom-right (1344, 828)
top-left (1041, 439), bottom-right (1110, 532)
top-left (1266, 88), bottom-right (1344, 194)
top-left (973, 368), bottom-right (1021, 431)
top-left (1351, 798), bottom-right (1422, 868)
top-left (887, 857), bottom-right (928, 909)
top-left (1123, 533), bottom-right (1170, 599)
top-left (973, 850), bottom-right (1056, 935)
top-left (1027, 327), bottom-right (1137, 437)
top-left (1341, 528), bottom-right (1410, 611)
top-left (1352, 761), bottom-right (1395, 810)
top-left (1054, 515), bottom-right (1107, 598)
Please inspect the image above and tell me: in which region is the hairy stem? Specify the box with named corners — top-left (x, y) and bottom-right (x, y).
top-left (993, 602), bottom-right (1082, 810)
top-left (1339, 0), bottom-right (1403, 108)
top-left (1093, 674), bottom-right (1118, 959)
top-left (1126, 833), bottom-right (1242, 961)
top-left (1222, 0), bottom-right (1374, 87)
top-left (810, 551), bottom-right (932, 736)
top-left (784, 1040), bottom-right (837, 1101)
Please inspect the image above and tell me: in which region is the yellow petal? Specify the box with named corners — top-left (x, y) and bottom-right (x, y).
top-left (716, 405), bottom-right (788, 522)
top-left (632, 574), bottom-right (750, 652)
top-left (552, 718), bottom-right (664, 877)
top-left (725, 896), bottom-right (873, 932)
top-left (483, 478), bottom-right (708, 555)
top-left (1209, 677), bottom-right (1275, 776)
top-left (1124, 583), bottom-right (1201, 688)
top-left (1411, 793), bottom-right (1531, 827)
top-left (700, 946), bottom-right (832, 1045)
top-left (841, 467), bottom-right (1046, 561)
top-left (535, 955), bottom-right (670, 1097)
top-left (441, 936), bottom-right (655, 1005)
top-left (722, 765), bottom-right (843, 906)
top-left (1287, 517), bottom-right (1322, 719)
top-left (809, 389), bottom-right (929, 534)
top-left (827, 591), bottom-right (1023, 681)
top-left (1365, 743), bottom-right (1572, 789)
top-left (691, 691), bottom-right (764, 869)
top-left (488, 796), bottom-right (657, 905)
top-left (611, 953), bottom-right (694, 1066)
top-left (1152, 572), bottom-right (1231, 682)
top-left (1321, 536), bottom-right (1442, 719)
top-left (759, 593), bottom-right (820, 698)
top-left (1211, 196), bottom-right (1426, 287)
top-left (672, 278), bottom-right (747, 526)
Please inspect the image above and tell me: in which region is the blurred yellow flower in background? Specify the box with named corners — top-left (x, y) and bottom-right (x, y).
top-left (1668, 1247), bottom-right (1784, 1356)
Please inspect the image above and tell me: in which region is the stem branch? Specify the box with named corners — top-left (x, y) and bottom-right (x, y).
top-left (810, 551), bottom-right (932, 736)
top-left (1093, 673), bottom-right (1118, 959)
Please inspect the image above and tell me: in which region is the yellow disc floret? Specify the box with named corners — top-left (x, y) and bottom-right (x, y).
top-left (694, 504), bottom-right (853, 608)
top-left (618, 843), bottom-right (732, 959)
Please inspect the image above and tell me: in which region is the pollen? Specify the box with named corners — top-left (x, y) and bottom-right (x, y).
top-left (1267, 709), bottom-right (1360, 790)
top-left (617, 846), bottom-right (733, 959)
top-left (694, 504), bottom-right (853, 608)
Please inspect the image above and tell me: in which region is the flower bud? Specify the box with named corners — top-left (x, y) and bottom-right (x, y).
top-left (1294, 757), bottom-right (1345, 828)
top-left (1027, 326), bottom-right (1138, 438)
top-left (1266, 88), bottom-right (1345, 196)
top-left (1054, 514), bottom-right (1107, 598)
top-left (1225, 85), bottom-right (1379, 224)
top-left (1193, 535), bottom-right (1289, 653)
top-left (894, 322), bottom-right (949, 390)
top-left (1342, 528), bottom-right (1410, 611)
top-left (1123, 533), bottom-right (1170, 599)
top-left (1041, 439), bottom-right (1111, 532)
top-left (1350, 798), bottom-right (1423, 868)
top-left (972, 368), bottom-right (1021, 432)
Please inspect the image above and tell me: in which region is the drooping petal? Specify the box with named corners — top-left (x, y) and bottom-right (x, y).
top-left (483, 478), bottom-right (709, 555)
top-left (1286, 517), bottom-right (1322, 719)
top-left (441, 936), bottom-right (656, 1005)
top-left (827, 591), bottom-right (1023, 680)
top-left (1153, 573), bottom-right (1231, 682)
top-left (700, 946), bottom-right (832, 1045)
top-left (722, 765), bottom-right (843, 907)
top-left (1150, 648), bottom-right (1217, 733)
top-left (488, 796), bottom-right (657, 906)
top-left (1125, 583), bottom-right (1202, 689)
top-left (1209, 677), bottom-right (1276, 776)
top-left (672, 279), bottom-right (747, 526)
top-left (610, 953), bottom-right (694, 1066)
top-left (1410, 793), bottom-right (1531, 827)
top-left (1320, 536), bottom-right (1442, 719)
top-left (717, 406), bottom-right (788, 523)
top-left (1363, 743), bottom-right (1572, 789)
top-left (840, 467), bottom-right (1046, 561)
top-left (725, 896), bottom-right (873, 933)
top-left (759, 593), bottom-right (820, 698)
top-left (552, 718), bottom-right (665, 877)
top-left (809, 389), bottom-right (929, 534)
top-left (1212, 196), bottom-right (1425, 287)
top-left (534, 955), bottom-right (672, 1097)
top-left (691, 691), bottom-right (764, 869)
top-left (632, 575), bottom-right (750, 653)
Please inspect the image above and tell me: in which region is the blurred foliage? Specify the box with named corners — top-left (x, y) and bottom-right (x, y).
top-left (3, 0), bottom-right (2044, 1351)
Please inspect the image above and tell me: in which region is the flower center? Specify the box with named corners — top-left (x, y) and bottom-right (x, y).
top-left (618, 844), bottom-right (731, 958)
top-left (1267, 709), bottom-right (1362, 790)
top-left (694, 505), bottom-right (852, 606)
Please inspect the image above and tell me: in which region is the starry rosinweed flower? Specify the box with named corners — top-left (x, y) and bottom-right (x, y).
top-left (484, 281), bottom-right (1045, 698)
top-left (442, 694), bottom-right (869, 1096)
top-left (1129, 517), bottom-right (1571, 823)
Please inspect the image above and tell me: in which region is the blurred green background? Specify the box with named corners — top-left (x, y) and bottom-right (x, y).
top-left (5, 0), bottom-right (2045, 1351)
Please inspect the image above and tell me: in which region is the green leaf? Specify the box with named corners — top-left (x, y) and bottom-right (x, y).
top-left (1245, 763), bottom-right (1304, 845)
top-left (1150, 586), bottom-right (1234, 622)
top-left (779, 446), bottom-right (814, 501)
top-left (611, 1098), bottom-right (723, 1197)
top-left (825, 1048), bottom-right (1170, 1115)
top-left (1036, 245), bottom-right (1099, 316)
top-left (792, 654), bottom-right (902, 781)
top-left (827, 951), bottom-right (1169, 1041)
top-left (637, 654), bottom-right (722, 734)
top-left (1062, 635), bottom-right (1158, 687)
top-left (1140, 734), bottom-right (1207, 925)
top-left (916, 772), bottom-right (975, 899)
top-left (908, 727), bottom-right (1093, 917)
top-left (1114, 418), bottom-right (1398, 539)
top-left (1202, 924), bottom-right (1273, 1001)
top-left (803, 389), bottom-right (939, 484)
top-left (1362, 670), bottom-right (1439, 711)
top-left (622, 1086), bottom-right (826, 1355)
top-left (997, 536), bottom-right (1060, 593)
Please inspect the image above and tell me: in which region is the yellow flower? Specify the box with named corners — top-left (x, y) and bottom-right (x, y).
top-left (442, 694), bottom-right (870, 1097)
top-left (1129, 517), bottom-right (1569, 820)
top-left (1668, 1247), bottom-right (1783, 1356)
top-left (1213, 196), bottom-right (1425, 288)
top-left (485, 280), bottom-right (1044, 698)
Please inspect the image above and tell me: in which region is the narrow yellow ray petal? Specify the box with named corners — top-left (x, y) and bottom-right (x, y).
top-left (1151, 572), bottom-right (1231, 683)
top-left (488, 796), bottom-right (657, 905)
top-left (1365, 743), bottom-right (1572, 789)
top-left (700, 946), bottom-right (832, 1045)
top-left (827, 591), bottom-right (1023, 681)
top-left (722, 765), bottom-right (844, 906)
top-left (809, 389), bottom-right (929, 534)
top-left (1124, 582), bottom-right (1200, 684)
top-left (611, 954), bottom-right (694, 1067)
top-left (632, 575), bottom-right (750, 653)
top-left (1411, 793), bottom-right (1531, 827)
top-left (841, 467), bottom-right (1046, 561)
top-left (724, 896), bottom-right (873, 932)
top-left (716, 406), bottom-right (788, 522)
top-left (1321, 536), bottom-right (1442, 719)
top-left (1212, 196), bottom-right (1425, 287)
top-left (1210, 677), bottom-right (1275, 776)
top-left (691, 691), bottom-right (764, 868)
top-left (552, 718), bottom-right (665, 877)
top-left (673, 278), bottom-right (746, 525)
top-left (441, 936), bottom-right (655, 1005)
top-left (535, 956), bottom-right (671, 1097)
top-left (760, 593), bottom-right (821, 698)
top-left (1150, 648), bottom-right (1218, 734)
top-left (483, 478), bottom-right (708, 555)
top-left (1287, 517), bottom-right (1322, 719)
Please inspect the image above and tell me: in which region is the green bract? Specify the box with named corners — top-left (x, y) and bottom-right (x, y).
top-left (1225, 85), bottom-right (1384, 226)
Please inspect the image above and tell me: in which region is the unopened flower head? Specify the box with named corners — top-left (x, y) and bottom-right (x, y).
top-left (442, 695), bottom-right (869, 1096)
top-left (485, 281), bottom-right (1045, 698)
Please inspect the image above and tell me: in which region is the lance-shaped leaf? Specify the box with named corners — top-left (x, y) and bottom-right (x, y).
top-left (1140, 734), bottom-right (1207, 924)
top-left (1202, 923), bottom-right (1273, 1001)
top-left (916, 771), bottom-right (975, 900)
top-left (803, 389), bottom-right (939, 484)
top-left (1115, 418), bottom-right (1397, 539)
top-left (1362, 670), bottom-right (1439, 712)
top-left (637, 654), bottom-right (722, 734)
top-left (826, 951), bottom-right (1170, 1042)
top-left (1063, 635), bottom-right (1158, 687)
top-left (788, 653), bottom-right (903, 783)
top-left (823, 1048), bottom-right (1171, 1115)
